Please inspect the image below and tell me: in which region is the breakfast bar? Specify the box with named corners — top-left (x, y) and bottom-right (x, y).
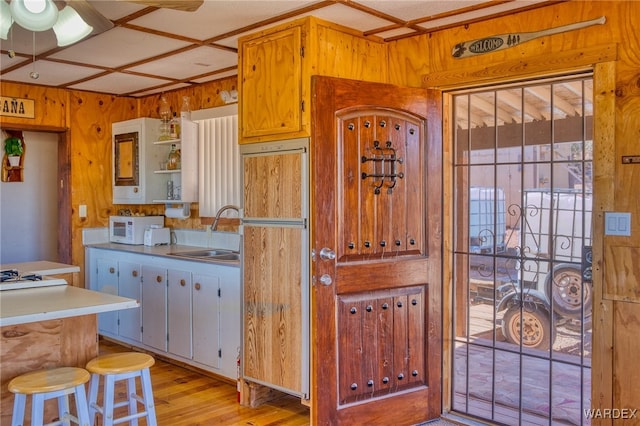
top-left (0, 263), bottom-right (138, 424)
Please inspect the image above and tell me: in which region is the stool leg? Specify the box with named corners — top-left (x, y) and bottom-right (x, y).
top-left (126, 377), bottom-right (139, 426)
top-left (140, 368), bottom-right (157, 426)
top-left (31, 393), bottom-right (46, 426)
top-left (57, 394), bottom-right (71, 426)
top-left (87, 374), bottom-right (100, 426)
top-left (11, 393), bottom-right (26, 426)
top-left (74, 384), bottom-right (91, 426)
top-left (103, 374), bottom-right (116, 426)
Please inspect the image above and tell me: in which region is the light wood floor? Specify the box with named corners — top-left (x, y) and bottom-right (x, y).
top-left (97, 339), bottom-right (310, 426)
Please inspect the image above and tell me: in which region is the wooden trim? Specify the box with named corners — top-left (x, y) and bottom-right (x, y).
top-left (591, 60), bottom-right (616, 419)
top-left (58, 130), bottom-right (72, 266)
top-left (422, 43), bottom-right (617, 89)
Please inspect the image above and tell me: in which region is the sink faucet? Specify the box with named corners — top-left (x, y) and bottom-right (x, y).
top-left (211, 205), bottom-right (240, 231)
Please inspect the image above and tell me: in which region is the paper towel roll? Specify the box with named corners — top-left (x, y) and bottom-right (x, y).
top-left (165, 206), bottom-right (190, 219)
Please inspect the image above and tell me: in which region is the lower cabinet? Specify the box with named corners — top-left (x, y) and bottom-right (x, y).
top-left (142, 265), bottom-right (168, 352)
top-left (87, 247), bottom-right (241, 380)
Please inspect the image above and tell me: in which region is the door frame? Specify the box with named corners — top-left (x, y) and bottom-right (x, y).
top-left (423, 52), bottom-right (615, 415)
top-left (0, 124), bottom-right (71, 264)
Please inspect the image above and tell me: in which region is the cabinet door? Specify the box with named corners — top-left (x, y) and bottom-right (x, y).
top-left (118, 261), bottom-right (142, 342)
top-left (218, 272), bottom-right (241, 379)
top-left (142, 265), bottom-right (167, 351)
top-left (95, 258), bottom-right (119, 335)
top-left (168, 269), bottom-right (192, 359)
top-left (240, 26), bottom-right (302, 139)
top-left (192, 273), bottom-right (220, 368)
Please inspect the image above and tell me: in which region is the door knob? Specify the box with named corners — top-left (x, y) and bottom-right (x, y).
top-left (319, 274), bottom-right (333, 286)
top-left (319, 247), bottom-right (336, 261)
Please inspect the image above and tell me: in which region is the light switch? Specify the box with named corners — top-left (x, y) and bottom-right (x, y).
top-left (604, 212), bottom-right (631, 236)
top-left (79, 204), bottom-right (87, 218)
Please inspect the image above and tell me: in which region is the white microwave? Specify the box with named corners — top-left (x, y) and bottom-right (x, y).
top-left (109, 215), bottom-right (164, 245)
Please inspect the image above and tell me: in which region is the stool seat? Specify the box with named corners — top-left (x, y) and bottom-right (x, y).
top-left (9, 367), bottom-right (90, 395)
top-left (86, 352), bottom-right (157, 426)
top-left (9, 367), bottom-right (91, 426)
top-left (86, 352), bottom-right (155, 375)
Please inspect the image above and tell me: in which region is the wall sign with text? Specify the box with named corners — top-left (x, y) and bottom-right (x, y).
top-left (0, 96), bottom-right (35, 119)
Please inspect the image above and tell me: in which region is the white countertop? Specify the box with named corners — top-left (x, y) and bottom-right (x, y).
top-left (1, 260), bottom-right (81, 275)
top-left (0, 285), bottom-right (138, 327)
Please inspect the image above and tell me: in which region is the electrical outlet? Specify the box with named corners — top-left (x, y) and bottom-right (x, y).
top-left (79, 204), bottom-right (87, 218)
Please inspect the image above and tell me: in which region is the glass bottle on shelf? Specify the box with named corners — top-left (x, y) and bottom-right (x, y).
top-left (167, 144), bottom-right (181, 170)
top-left (158, 95), bottom-right (171, 140)
top-left (180, 96), bottom-right (191, 120)
top-left (169, 112), bottom-right (180, 139)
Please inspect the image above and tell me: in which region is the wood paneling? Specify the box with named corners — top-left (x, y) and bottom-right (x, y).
top-left (243, 226), bottom-right (303, 393)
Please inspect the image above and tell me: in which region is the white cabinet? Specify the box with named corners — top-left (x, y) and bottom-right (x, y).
top-left (91, 254), bottom-right (142, 342)
top-left (168, 269), bottom-right (192, 359)
top-left (141, 265), bottom-right (167, 351)
top-left (192, 273), bottom-right (220, 368)
top-left (152, 118), bottom-right (198, 203)
top-left (112, 117), bottom-right (197, 204)
top-left (86, 247), bottom-right (241, 379)
top-left (95, 258), bottom-right (118, 335)
top-left (118, 261), bottom-right (142, 342)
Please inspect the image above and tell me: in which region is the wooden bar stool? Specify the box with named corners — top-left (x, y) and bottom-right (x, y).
top-left (8, 367), bottom-right (91, 426)
top-left (85, 352), bottom-right (157, 426)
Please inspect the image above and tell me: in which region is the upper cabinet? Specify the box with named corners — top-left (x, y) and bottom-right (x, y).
top-left (112, 117), bottom-right (197, 204)
top-left (238, 17), bottom-right (389, 144)
top-left (240, 25), bottom-right (303, 141)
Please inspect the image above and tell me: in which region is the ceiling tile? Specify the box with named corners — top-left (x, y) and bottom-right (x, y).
top-left (129, 1), bottom-right (320, 40)
top-left (69, 72), bottom-right (172, 95)
top-left (126, 46), bottom-right (237, 80)
top-left (0, 60), bottom-right (104, 87)
top-left (47, 27), bottom-right (192, 68)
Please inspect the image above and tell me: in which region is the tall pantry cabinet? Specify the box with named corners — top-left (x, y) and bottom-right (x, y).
top-left (238, 16), bottom-right (389, 402)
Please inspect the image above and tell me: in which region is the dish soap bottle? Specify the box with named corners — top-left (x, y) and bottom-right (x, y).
top-left (167, 144), bottom-right (181, 170)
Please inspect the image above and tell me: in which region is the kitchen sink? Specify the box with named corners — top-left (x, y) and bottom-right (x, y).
top-left (167, 249), bottom-right (240, 262)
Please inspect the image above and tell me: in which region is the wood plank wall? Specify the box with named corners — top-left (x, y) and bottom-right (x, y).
top-left (387, 0), bottom-right (640, 420)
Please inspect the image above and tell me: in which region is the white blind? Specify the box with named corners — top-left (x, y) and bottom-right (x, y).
top-left (197, 114), bottom-right (240, 217)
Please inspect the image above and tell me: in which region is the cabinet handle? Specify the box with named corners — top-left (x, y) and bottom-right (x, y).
top-left (109, 267), bottom-right (115, 274)
top-left (156, 275), bottom-right (162, 283)
top-left (194, 283), bottom-right (201, 291)
top-left (132, 270), bottom-right (138, 277)
top-left (180, 279), bottom-right (186, 287)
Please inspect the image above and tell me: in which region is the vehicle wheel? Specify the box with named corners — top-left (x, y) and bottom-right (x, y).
top-left (545, 265), bottom-right (592, 319)
top-left (501, 305), bottom-right (554, 350)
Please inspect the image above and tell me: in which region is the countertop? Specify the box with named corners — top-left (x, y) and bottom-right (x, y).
top-left (86, 242), bottom-right (241, 267)
top-left (1, 260), bottom-right (80, 275)
top-left (0, 284), bottom-right (138, 327)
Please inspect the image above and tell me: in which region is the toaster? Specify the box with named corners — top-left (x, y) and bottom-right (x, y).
top-left (143, 226), bottom-right (171, 246)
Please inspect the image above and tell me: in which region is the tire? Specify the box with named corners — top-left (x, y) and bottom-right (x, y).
top-left (501, 305), bottom-right (554, 350)
top-left (545, 265), bottom-right (592, 319)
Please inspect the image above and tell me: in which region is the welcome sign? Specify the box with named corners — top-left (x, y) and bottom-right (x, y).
top-left (0, 96), bottom-right (35, 119)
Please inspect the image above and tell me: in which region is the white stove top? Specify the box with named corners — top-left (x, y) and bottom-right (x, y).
top-left (0, 269), bottom-right (68, 291)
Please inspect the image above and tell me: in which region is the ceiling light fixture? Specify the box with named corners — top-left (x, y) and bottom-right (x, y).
top-left (1, 0), bottom-right (94, 46)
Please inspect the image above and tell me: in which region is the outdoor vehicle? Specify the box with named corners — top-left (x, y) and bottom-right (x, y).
top-left (497, 189), bottom-right (592, 350)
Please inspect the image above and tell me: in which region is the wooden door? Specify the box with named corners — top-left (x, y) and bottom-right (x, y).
top-left (311, 76), bottom-right (442, 425)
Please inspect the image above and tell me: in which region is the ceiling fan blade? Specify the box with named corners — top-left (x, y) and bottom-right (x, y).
top-left (66, 0), bottom-right (115, 35)
top-left (126, 0), bottom-right (204, 12)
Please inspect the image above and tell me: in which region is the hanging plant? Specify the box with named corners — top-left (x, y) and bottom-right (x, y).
top-left (4, 137), bottom-right (23, 157)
